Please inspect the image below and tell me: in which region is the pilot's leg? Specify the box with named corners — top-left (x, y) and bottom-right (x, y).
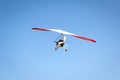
top-left (55, 43), bottom-right (60, 50)
top-left (55, 46), bottom-right (58, 50)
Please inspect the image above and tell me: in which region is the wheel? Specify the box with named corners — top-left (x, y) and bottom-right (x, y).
top-left (65, 49), bottom-right (67, 52)
top-left (55, 48), bottom-right (57, 50)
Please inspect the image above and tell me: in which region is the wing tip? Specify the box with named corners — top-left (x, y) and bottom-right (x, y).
top-left (32, 28), bottom-right (50, 31)
top-left (89, 39), bottom-right (96, 43)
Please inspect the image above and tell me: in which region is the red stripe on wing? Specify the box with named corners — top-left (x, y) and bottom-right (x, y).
top-left (32, 28), bottom-right (50, 31)
top-left (72, 35), bottom-right (96, 43)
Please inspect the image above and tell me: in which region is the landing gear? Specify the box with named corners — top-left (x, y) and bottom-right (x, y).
top-left (55, 48), bottom-right (57, 50)
top-left (65, 49), bottom-right (67, 52)
top-left (55, 48), bottom-right (68, 52)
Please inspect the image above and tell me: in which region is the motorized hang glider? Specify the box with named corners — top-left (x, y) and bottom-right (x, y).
top-left (32, 27), bottom-right (96, 51)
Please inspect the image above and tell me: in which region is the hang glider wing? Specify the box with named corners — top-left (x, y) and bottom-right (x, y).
top-left (32, 27), bottom-right (96, 43)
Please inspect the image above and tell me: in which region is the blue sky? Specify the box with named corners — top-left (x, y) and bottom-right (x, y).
top-left (0, 0), bottom-right (120, 80)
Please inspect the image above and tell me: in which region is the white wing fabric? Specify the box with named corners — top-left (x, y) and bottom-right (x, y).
top-left (32, 27), bottom-right (96, 43)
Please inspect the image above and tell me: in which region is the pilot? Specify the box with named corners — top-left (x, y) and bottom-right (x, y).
top-left (56, 39), bottom-right (64, 47)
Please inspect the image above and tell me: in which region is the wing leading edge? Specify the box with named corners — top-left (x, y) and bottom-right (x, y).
top-left (32, 27), bottom-right (96, 43)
